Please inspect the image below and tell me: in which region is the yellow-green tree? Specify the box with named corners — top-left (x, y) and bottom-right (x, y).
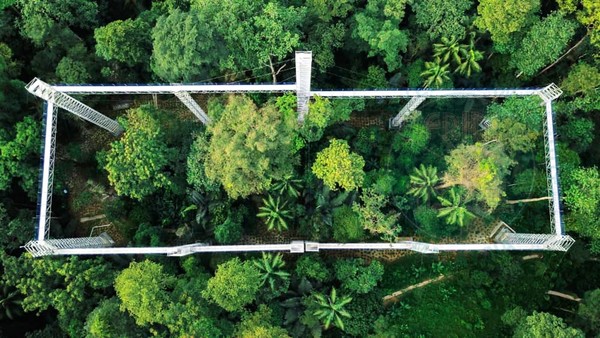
top-left (114, 260), bottom-right (176, 326)
top-left (312, 139), bottom-right (365, 191)
top-left (475, 0), bottom-right (540, 52)
top-left (204, 96), bottom-right (296, 199)
top-left (202, 257), bottom-right (262, 312)
top-left (101, 106), bottom-right (172, 200)
top-left (443, 142), bottom-right (513, 210)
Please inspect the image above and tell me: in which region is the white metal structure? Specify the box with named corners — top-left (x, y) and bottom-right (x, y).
top-left (23, 51), bottom-right (574, 256)
top-left (173, 91), bottom-right (211, 124)
top-left (22, 239), bottom-right (575, 257)
top-left (390, 96), bottom-right (426, 128)
top-left (37, 102), bottom-right (57, 241)
top-left (26, 78), bottom-right (124, 135)
top-left (295, 51), bottom-right (312, 122)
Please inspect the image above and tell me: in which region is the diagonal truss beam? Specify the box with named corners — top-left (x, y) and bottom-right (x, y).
top-left (26, 78), bottom-right (124, 135)
top-left (295, 51), bottom-right (312, 122)
top-left (390, 96), bottom-right (426, 128)
top-left (173, 91), bottom-right (210, 124)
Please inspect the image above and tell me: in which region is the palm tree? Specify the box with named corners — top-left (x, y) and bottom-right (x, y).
top-left (0, 285), bottom-right (23, 321)
top-left (408, 164), bottom-right (440, 203)
top-left (456, 33), bottom-right (483, 77)
top-left (433, 36), bottom-right (467, 65)
top-left (253, 253), bottom-right (291, 292)
top-left (421, 57), bottom-right (451, 88)
top-left (271, 174), bottom-right (303, 198)
top-left (257, 194), bottom-right (293, 231)
top-left (436, 188), bottom-right (475, 227)
top-left (313, 288), bottom-right (352, 330)
top-left (280, 277), bottom-right (316, 335)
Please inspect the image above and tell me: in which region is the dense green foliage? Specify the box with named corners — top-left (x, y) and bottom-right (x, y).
top-left (312, 139), bottom-right (365, 191)
top-left (205, 96), bottom-right (295, 199)
top-left (101, 106), bottom-right (172, 200)
top-left (1, 0), bottom-right (600, 336)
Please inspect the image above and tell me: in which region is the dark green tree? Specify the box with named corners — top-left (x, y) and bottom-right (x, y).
top-left (510, 12), bottom-right (578, 77)
top-left (252, 253), bottom-right (291, 293)
top-left (95, 18), bottom-right (151, 67)
top-left (84, 298), bottom-right (146, 338)
top-left (408, 164), bottom-right (441, 203)
top-left (437, 187), bottom-right (475, 227)
top-left (421, 57), bottom-right (451, 88)
top-left (151, 9), bottom-right (220, 82)
top-left (413, 0), bottom-right (473, 40)
top-left (334, 258), bottom-right (384, 294)
top-left (0, 116), bottom-right (41, 197)
top-left (257, 194), bottom-right (294, 232)
top-left (312, 288), bottom-right (353, 331)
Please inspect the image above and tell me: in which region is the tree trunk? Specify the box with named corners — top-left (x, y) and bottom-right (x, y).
top-left (268, 56), bottom-right (277, 84)
top-left (522, 254), bottom-right (543, 260)
top-left (383, 274), bottom-right (448, 306)
top-left (537, 33), bottom-right (589, 77)
top-left (435, 182), bottom-right (453, 189)
top-left (80, 214), bottom-right (106, 223)
top-left (547, 290), bottom-right (581, 302)
top-left (506, 196), bottom-right (551, 204)
top-left (268, 55), bottom-right (287, 84)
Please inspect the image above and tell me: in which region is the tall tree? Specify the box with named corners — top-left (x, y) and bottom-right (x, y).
top-left (560, 62), bottom-right (600, 97)
top-left (482, 117), bottom-right (539, 154)
top-left (17, 0), bottom-right (98, 46)
top-left (353, 188), bottom-right (399, 239)
top-left (512, 312), bottom-right (585, 337)
top-left (202, 257), bottom-right (262, 312)
top-left (114, 260), bottom-right (176, 326)
top-left (578, 289), bottom-right (600, 334)
top-left (334, 258), bottom-right (384, 294)
top-left (204, 96), bottom-right (296, 199)
top-left (100, 106), bottom-right (172, 200)
top-left (563, 167), bottom-right (600, 252)
top-left (0, 116), bottom-right (40, 197)
top-left (1, 254), bottom-right (115, 337)
top-left (235, 304), bottom-right (291, 338)
top-left (84, 298), bottom-right (147, 338)
top-left (189, 0), bottom-right (305, 82)
top-left (151, 9), bottom-right (221, 82)
top-left (95, 18), bottom-right (151, 67)
top-left (443, 142), bottom-right (513, 210)
top-left (352, 0), bottom-right (411, 71)
top-left (412, 0), bottom-right (473, 40)
top-left (474, 0), bottom-right (540, 52)
top-left (510, 12), bottom-right (578, 77)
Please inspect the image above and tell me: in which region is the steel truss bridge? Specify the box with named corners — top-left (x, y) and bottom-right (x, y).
top-left (23, 51), bottom-right (574, 257)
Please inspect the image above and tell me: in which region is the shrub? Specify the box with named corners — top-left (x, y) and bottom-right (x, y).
top-left (312, 139), bottom-right (365, 191)
top-left (295, 255), bottom-right (332, 282)
top-left (332, 206), bottom-right (365, 242)
top-left (334, 258), bottom-right (384, 294)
